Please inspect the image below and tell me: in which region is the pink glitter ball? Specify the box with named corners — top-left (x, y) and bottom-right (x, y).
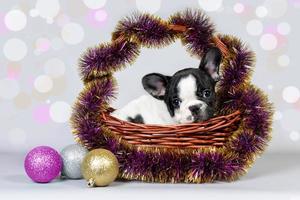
top-left (24, 146), bottom-right (62, 183)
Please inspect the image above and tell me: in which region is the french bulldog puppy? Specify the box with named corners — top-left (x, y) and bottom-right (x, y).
top-left (112, 47), bottom-right (222, 124)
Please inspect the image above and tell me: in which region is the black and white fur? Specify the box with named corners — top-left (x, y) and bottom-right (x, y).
top-left (112, 47), bottom-right (222, 124)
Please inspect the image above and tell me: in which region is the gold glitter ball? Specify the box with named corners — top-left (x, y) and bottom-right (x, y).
top-left (81, 148), bottom-right (119, 187)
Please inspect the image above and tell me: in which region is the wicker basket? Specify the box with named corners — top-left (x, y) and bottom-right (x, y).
top-left (97, 24), bottom-right (241, 149)
top-left (101, 109), bottom-right (241, 148)
top-left (71, 10), bottom-right (273, 183)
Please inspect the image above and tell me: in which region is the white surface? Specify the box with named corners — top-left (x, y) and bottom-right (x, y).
top-left (1, 153), bottom-right (299, 200)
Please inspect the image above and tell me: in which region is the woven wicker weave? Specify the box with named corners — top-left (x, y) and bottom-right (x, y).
top-left (101, 109), bottom-right (241, 148)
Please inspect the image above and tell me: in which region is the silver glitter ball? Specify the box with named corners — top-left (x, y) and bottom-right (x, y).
top-left (61, 144), bottom-right (88, 179)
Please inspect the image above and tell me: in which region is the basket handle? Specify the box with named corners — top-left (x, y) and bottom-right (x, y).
top-left (113, 24), bottom-right (229, 57)
top-left (168, 24), bottom-right (229, 57)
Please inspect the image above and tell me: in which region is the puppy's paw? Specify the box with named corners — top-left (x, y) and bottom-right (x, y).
top-left (127, 114), bottom-right (144, 124)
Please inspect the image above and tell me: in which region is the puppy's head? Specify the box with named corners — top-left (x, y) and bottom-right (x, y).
top-left (142, 47), bottom-right (222, 123)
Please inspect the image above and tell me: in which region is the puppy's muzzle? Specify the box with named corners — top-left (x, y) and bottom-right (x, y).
top-left (188, 104), bottom-right (202, 116)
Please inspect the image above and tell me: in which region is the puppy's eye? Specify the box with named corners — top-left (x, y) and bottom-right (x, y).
top-left (203, 89), bottom-right (211, 98)
top-left (172, 98), bottom-right (181, 107)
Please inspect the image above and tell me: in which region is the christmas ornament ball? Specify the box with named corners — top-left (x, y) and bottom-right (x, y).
top-left (61, 144), bottom-right (88, 179)
top-left (24, 146), bottom-right (62, 183)
top-left (81, 148), bottom-right (119, 187)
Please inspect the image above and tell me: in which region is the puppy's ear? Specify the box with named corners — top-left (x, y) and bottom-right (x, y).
top-left (142, 73), bottom-right (170, 100)
top-left (199, 47), bottom-right (222, 81)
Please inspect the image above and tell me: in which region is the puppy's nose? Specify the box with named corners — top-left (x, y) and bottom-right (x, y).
top-left (189, 104), bottom-right (202, 115)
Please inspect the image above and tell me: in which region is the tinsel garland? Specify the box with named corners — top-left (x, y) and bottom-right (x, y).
top-left (70, 9), bottom-right (273, 183)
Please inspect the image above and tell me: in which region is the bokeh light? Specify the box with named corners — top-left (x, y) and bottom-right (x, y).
top-left (4, 9), bottom-right (27, 31)
top-left (30, 0), bottom-right (60, 23)
top-left (33, 104), bottom-right (50, 123)
top-left (95, 9), bottom-right (107, 22)
top-left (255, 6), bottom-right (268, 18)
top-left (13, 92), bottom-right (31, 109)
top-left (278, 55), bottom-right (290, 67)
top-left (7, 63), bottom-right (21, 80)
top-left (289, 0), bottom-right (300, 8)
top-left (198, 0), bottom-right (223, 12)
top-left (86, 9), bottom-right (108, 27)
top-left (35, 37), bottom-right (51, 54)
top-left (3, 38), bottom-right (27, 61)
top-left (282, 86), bottom-right (300, 103)
top-left (259, 33), bottom-right (278, 50)
top-left (49, 101), bottom-right (71, 123)
top-left (7, 69), bottom-right (20, 80)
top-left (0, 13), bottom-right (8, 34)
top-left (136, 0), bottom-right (161, 13)
top-left (277, 22), bottom-right (291, 35)
top-left (289, 131), bottom-right (300, 141)
top-left (34, 75), bottom-right (53, 93)
top-left (233, 3), bottom-right (245, 14)
top-left (83, 0), bottom-right (107, 9)
top-left (61, 22), bottom-right (85, 45)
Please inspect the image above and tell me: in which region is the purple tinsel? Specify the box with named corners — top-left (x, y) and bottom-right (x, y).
top-left (79, 41), bottom-right (140, 82)
top-left (113, 13), bottom-right (176, 47)
top-left (219, 35), bottom-right (255, 90)
top-left (71, 9), bottom-right (273, 183)
top-left (170, 9), bottom-right (215, 57)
